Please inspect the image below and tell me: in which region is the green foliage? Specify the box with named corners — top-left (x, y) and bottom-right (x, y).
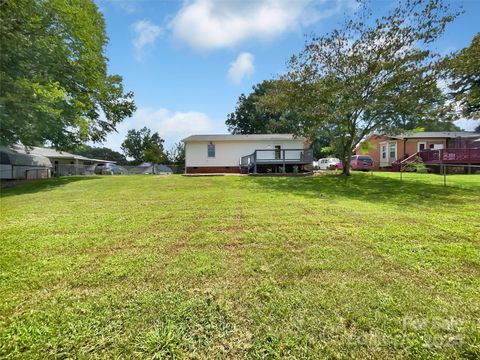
top-left (359, 141), bottom-right (376, 155)
top-left (227, 81), bottom-right (334, 158)
top-left (1, 174), bottom-right (479, 358)
top-left (0, 0), bottom-right (136, 149)
top-left (226, 80), bottom-right (301, 134)
top-left (121, 127), bottom-right (167, 164)
top-left (144, 145), bottom-right (168, 165)
top-left (445, 33), bottom-right (480, 119)
top-left (167, 142), bottom-right (185, 164)
top-left (310, 137), bottom-right (336, 159)
top-left (262, 0), bottom-right (459, 175)
top-left (72, 145), bottom-right (128, 165)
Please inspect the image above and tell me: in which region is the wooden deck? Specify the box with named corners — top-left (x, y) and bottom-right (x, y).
top-left (419, 148), bottom-right (480, 164)
top-left (240, 149), bottom-right (313, 173)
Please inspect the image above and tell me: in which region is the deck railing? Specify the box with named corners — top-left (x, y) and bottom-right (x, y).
top-left (240, 148), bottom-right (313, 173)
top-left (419, 148), bottom-right (480, 163)
top-left (241, 149), bottom-right (313, 164)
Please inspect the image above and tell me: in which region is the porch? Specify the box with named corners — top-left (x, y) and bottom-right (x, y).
top-left (240, 148), bottom-right (313, 174)
top-left (418, 148), bottom-right (480, 164)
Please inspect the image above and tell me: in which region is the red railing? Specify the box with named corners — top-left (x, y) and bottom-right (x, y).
top-left (419, 148), bottom-right (480, 163)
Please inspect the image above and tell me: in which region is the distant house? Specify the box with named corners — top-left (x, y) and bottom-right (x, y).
top-left (183, 134), bottom-right (312, 174)
top-left (0, 145), bottom-right (113, 178)
top-left (357, 131), bottom-right (480, 169)
top-left (24, 146), bottom-right (113, 176)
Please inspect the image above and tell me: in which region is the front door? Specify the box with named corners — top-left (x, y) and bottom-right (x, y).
top-left (418, 142), bottom-right (427, 152)
top-left (380, 142), bottom-right (397, 167)
top-left (380, 143), bottom-right (388, 167)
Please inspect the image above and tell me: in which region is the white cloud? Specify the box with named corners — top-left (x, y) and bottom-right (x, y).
top-left (228, 52), bottom-right (254, 84)
top-left (132, 20), bottom-right (162, 61)
top-left (100, 107), bottom-right (221, 152)
top-left (170, 0), bottom-right (356, 51)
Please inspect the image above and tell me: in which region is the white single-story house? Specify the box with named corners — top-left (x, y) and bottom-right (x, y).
top-left (182, 134), bottom-right (312, 174)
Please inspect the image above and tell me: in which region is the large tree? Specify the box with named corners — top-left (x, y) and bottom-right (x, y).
top-left (72, 145), bottom-right (128, 165)
top-left (167, 142), bottom-right (185, 164)
top-left (445, 33), bottom-right (480, 120)
top-left (0, 0), bottom-right (135, 149)
top-left (121, 127), bottom-right (167, 164)
top-left (261, 0), bottom-right (458, 175)
top-left (226, 80), bottom-right (301, 134)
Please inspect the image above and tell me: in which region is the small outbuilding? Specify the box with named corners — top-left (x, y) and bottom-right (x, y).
top-left (0, 146), bottom-right (52, 180)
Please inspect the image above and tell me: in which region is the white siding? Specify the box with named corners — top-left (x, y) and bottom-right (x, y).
top-left (185, 140), bottom-right (305, 167)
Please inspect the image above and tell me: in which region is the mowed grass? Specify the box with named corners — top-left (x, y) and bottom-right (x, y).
top-left (0, 173), bottom-right (479, 359)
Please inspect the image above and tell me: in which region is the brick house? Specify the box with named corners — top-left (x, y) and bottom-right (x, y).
top-left (356, 131), bottom-right (480, 169)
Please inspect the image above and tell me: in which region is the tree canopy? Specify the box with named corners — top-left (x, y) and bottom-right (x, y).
top-left (226, 80), bottom-right (301, 135)
top-left (260, 0), bottom-right (458, 175)
top-left (121, 127), bottom-right (167, 164)
top-left (445, 33), bottom-right (480, 120)
top-left (0, 0), bottom-right (136, 149)
top-left (72, 145), bottom-right (128, 165)
top-left (167, 142), bottom-right (185, 164)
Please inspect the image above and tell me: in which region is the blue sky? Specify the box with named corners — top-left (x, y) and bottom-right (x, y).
top-left (96, 0), bottom-right (480, 152)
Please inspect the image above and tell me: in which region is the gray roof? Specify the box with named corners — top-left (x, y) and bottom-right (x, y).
top-left (183, 134), bottom-right (305, 142)
top-left (11, 145), bottom-right (113, 163)
top-left (0, 146), bottom-right (53, 167)
top-left (392, 131), bottom-right (479, 139)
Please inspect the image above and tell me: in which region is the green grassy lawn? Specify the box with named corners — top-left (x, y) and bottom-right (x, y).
top-left (1, 173), bottom-right (479, 359)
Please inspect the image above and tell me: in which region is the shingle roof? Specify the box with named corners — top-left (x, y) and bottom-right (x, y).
top-left (182, 134), bottom-right (305, 142)
top-left (26, 146), bottom-right (90, 160)
top-left (12, 145), bottom-right (113, 163)
top-left (392, 131), bottom-right (479, 139)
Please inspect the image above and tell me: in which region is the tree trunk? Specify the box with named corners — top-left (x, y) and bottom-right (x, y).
top-left (342, 157), bottom-right (351, 176)
top-left (341, 142), bottom-right (352, 176)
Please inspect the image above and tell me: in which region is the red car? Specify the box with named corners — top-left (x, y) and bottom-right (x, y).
top-left (350, 155), bottom-right (374, 171)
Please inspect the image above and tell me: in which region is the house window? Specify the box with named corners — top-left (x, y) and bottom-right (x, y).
top-left (418, 142), bottom-right (426, 151)
top-left (275, 145), bottom-right (281, 160)
top-left (389, 143), bottom-right (396, 160)
top-left (207, 143), bottom-right (215, 157)
top-left (381, 144), bottom-right (387, 160)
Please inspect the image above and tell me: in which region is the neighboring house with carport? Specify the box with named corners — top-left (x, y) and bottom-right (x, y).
top-left (20, 146), bottom-right (113, 176)
top-left (1, 145), bottom-right (113, 178)
top-left (183, 134), bottom-right (312, 174)
top-left (357, 131), bottom-right (480, 170)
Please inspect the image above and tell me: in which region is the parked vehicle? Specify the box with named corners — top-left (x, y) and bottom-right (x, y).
top-left (318, 158), bottom-right (343, 170)
top-left (350, 155), bottom-right (374, 171)
top-left (94, 163), bottom-right (128, 175)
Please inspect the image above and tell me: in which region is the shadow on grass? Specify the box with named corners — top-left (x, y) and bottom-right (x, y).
top-left (249, 173), bottom-right (476, 208)
top-left (0, 176), bottom-right (100, 198)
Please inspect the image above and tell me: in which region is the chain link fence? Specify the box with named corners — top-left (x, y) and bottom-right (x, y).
top-left (399, 163), bottom-right (480, 187)
top-left (52, 163), bottom-right (185, 177)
